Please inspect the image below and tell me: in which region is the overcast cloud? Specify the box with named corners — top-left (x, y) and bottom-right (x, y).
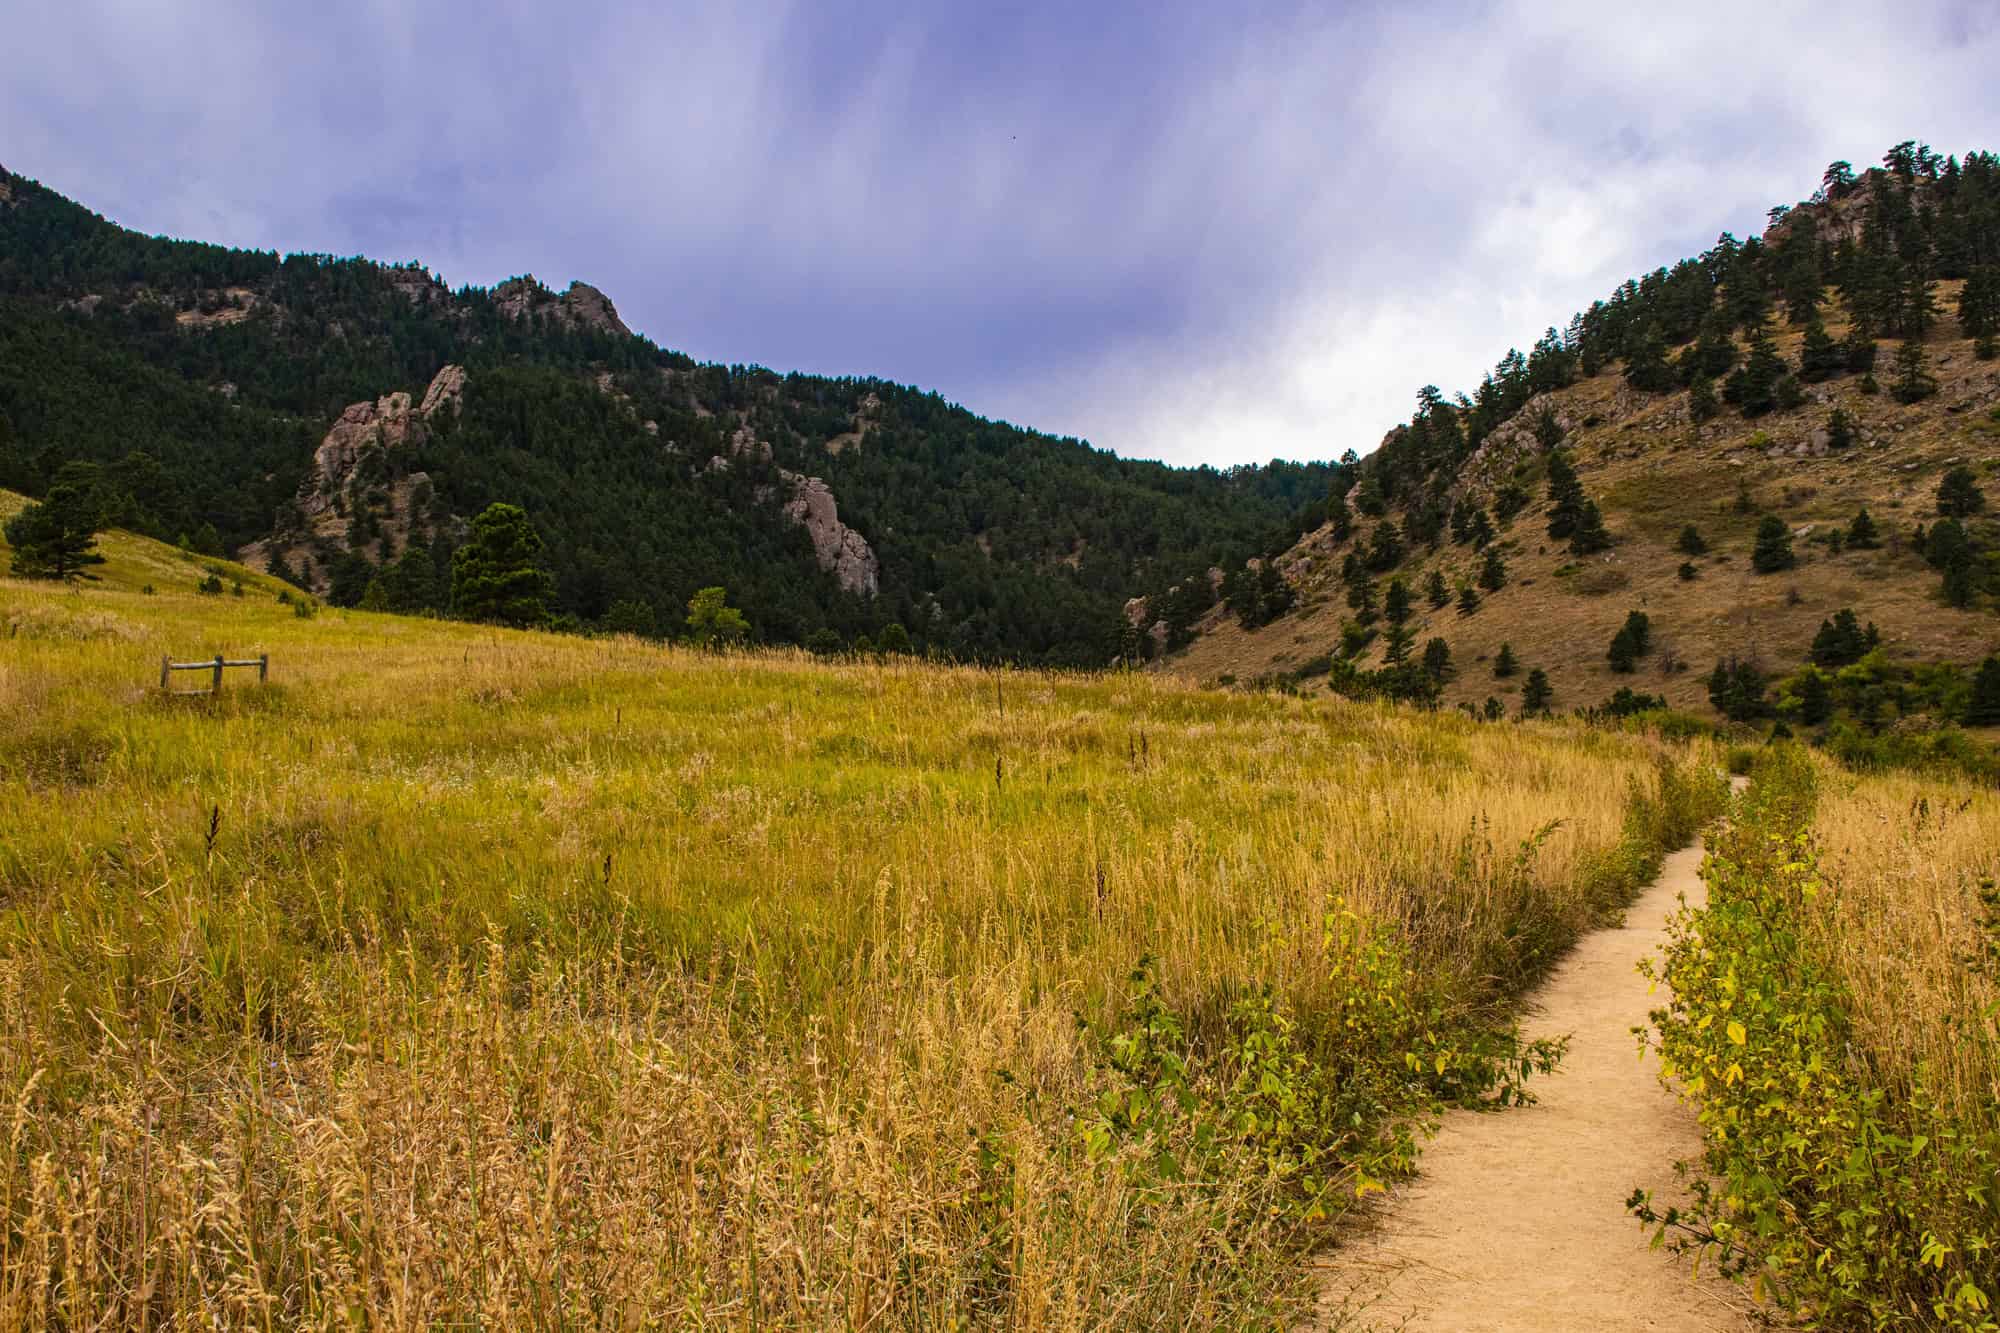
top-left (5, 0), bottom-right (1998, 465)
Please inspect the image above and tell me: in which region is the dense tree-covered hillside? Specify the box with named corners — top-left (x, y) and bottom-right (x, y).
top-left (0, 165), bottom-right (1331, 664)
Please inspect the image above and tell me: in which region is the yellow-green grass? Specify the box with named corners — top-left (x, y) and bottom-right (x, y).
top-left (1, 520), bottom-right (1720, 1326)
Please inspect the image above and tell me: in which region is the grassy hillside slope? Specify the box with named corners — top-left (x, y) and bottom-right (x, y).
top-left (1171, 287), bottom-right (2000, 715)
top-left (0, 518), bottom-right (1723, 1325)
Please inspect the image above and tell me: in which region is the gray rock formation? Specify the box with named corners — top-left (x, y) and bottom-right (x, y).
top-left (780, 473), bottom-right (879, 596)
top-left (492, 275), bottom-right (632, 337)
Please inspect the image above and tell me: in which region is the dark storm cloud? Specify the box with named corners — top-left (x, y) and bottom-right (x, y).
top-left (3, 1), bottom-right (1997, 464)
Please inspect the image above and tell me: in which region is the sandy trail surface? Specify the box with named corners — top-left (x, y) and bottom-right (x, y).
top-left (1309, 835), bottom-right (1758, 1331)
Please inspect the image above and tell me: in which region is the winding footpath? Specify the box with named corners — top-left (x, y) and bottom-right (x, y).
top-left (1310, 823), bottom-right (1760, 1331)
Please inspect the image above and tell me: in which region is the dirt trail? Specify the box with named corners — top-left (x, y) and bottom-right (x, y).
top-left (1310, 831), bottom-right (1757, 1331)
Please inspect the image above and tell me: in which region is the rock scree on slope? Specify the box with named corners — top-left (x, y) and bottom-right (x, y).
top-left (1310, 817), bottom-right (1761, 1331)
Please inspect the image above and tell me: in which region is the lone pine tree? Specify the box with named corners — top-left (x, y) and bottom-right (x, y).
top-left (1752, 515), bottom-right (1796, 573)
top-left (451, 502), bottom-right (555, 626)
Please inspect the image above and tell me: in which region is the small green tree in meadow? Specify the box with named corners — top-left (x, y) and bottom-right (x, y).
top-left (1425, 568), bottom-right (1451, 609)
top-left (1676, 524), bottom-right (1707, 556)
top-left (1521, 668), bottom-right (1553, 716)
top-left (1751, 515), bottom-right (1795, 573)
top-left (1478, 547), bottom-right (1508, 592)
top-left (685, 586), bottom-right (750, 647)
top-left (4, 483), bottom-right (106, 579)
top-left (878, 622), bottom-right (914, 654)
top-left (451, 502), bottom-right (555, 626)
top-left (1846, 507), bottom-right (1880, 549)
top-left (1824, 407), bottom-right (1855, 450)
top-left (1493, 642), bottom-right (1518, 678)
top-left (1457, 584), bottom-right (1481, 616)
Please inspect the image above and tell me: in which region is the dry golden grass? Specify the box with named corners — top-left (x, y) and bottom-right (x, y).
top-left (1808, 763), bottom-right (2000, 1121)
top-left (0, 520), bottom-right (1721, 1327)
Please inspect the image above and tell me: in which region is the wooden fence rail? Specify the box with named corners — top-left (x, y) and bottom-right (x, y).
top-left (160, 654), bottom-right (269, 695)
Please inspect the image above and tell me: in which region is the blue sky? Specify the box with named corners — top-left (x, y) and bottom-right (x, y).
top-left (5, 1), bottom-right (1999, 465)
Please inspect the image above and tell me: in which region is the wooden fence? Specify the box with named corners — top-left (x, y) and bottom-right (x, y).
top-left (160, 654), bottom-right (269, 695)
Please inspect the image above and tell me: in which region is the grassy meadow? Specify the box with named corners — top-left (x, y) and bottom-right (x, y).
top-left (0, 520), bottom-right (1729, 1327)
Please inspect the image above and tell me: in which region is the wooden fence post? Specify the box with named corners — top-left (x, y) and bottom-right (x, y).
top-left (259, 653), bottom-right (269, 683)
top-left (160, 656), bottom-right (169, 690)
top-left (212, 655), bottom-right (225, 694)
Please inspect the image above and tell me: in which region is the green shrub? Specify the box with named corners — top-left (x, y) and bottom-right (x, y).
top-left (1636, 750), bottom-right (2000, 1326)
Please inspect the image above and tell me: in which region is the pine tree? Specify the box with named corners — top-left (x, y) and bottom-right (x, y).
top-left (3, 483), bottom-right (106, 579)
top-left (451, 502), bottom-right (555, 626)
top-left (1723, 321), bottom-right (1789, 417)
top-left (1825, 407), bottom-right (1855, 450)
top-left (1941, 552), bottom-right (1977, 608)
top-left (1623, 326), bottom-right (1674, 392)
top-left (1384, 577), bottom-right (1413, 625)
top-left (1457, 584), bottom-right (1481, 616)
top-left (1568, 500), bottom-right (1612, 555)
top-left (1937, 466), bottom-right (1986, 518)
top-left (1477, 547), bottom-right (1508, 591)
top-left (1688, 372), bottom-right (1720, 422)
top-left (1790, 667), bottom-right (1833, 726)
top-left (1346, 574), bottom-right (1378, 624)
top-left (1891, 339), bottom-right (1938, 404)
top-left (1810, 609), bottom-right (1869, 667)
top-left (1367, 521), bottom-right (1406, 572)
top-left (1676, 524), bottom-right (1708, 556)
top-left (1494, 642), bottom-right (1519, 678)
top-left (1545, 450), bottom-right (1586, 541)
top-left (1422, 637), bottom-right (1453, 680)
top-left (1962, 267), bottom-right (2000, 342)
top-left (1967, 656), bottom-right (2000, 726)
top-left (1381, 623), bottom-right (1414, 666)
top-left (1469, 508), bottom-right (1496, 549)
top-left (1752, 515), bottom-right (1796, 573)
top-left (1706, 658), bottom-right (1767, 722)
top-left (1843, 328), bottom-right (1879, 374)
top-left (1798, 318), bottom-right (1843, 381)
top-left (1607, 627), bottom-right (1639, 673)
top-left (1678, 562), bottom-right (1699, 581)
top-left (1426, 568), bottom-right (1450, 609)
top-left (1846, 506), bottom-right (1880, 548)
top-left (1521, 668), bottom-right (1553, 715)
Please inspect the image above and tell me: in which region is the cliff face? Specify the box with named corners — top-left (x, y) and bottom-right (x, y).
top-left (239, 364), bottom-right (467, 591)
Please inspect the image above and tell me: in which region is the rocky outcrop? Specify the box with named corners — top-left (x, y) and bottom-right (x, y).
top-left (781, 473), bottom-right (879, 596)
top-left (420, 363), bottom-right (467, 418)
top-left (388, 265), bottom-right (449, 308)
top-left (492, 275), bottom-right (632, 337)
top-left (242, 364), bottom-right (468, 590)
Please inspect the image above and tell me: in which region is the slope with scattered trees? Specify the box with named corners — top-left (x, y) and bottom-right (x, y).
top-left (1166, 142), bottom-right (2000, 737)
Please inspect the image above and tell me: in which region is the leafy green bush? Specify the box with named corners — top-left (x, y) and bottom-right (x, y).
top-left (1637, 750), bottom-right (2000, 1327)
